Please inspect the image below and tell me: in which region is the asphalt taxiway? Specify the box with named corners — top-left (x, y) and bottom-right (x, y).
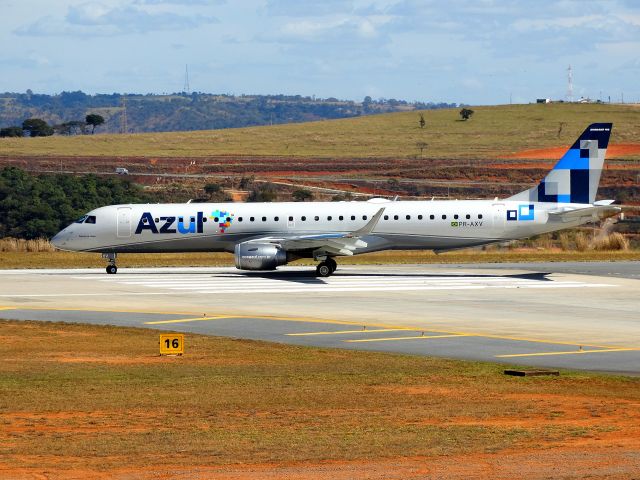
top-left (1, 263), bottom-right (638, 374)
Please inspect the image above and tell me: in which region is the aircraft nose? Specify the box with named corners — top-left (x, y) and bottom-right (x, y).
top-left (51, 229), bottom-right (69, 249)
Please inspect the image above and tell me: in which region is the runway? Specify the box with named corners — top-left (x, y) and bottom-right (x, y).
top-left (1, 263), bottom-right (639, 374)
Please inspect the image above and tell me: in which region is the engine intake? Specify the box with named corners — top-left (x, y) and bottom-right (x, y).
top-left (234, 242), bottom-right (288, 271)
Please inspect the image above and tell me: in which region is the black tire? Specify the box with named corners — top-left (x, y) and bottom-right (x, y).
top-left (326, 257), bottom-right (337, 273)
top-left (316, 262), bottom-right (332, 277)
top-left (106, 265), bottom-right (118, 274)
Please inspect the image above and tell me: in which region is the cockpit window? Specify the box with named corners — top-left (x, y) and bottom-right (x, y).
top-left (75, 215), bottom-right (88, 223)
top-left (85, 216), bottom-right (97, 224)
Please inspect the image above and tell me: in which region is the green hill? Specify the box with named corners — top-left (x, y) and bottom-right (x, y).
top-left (1, 103), bottom-right (639, 160)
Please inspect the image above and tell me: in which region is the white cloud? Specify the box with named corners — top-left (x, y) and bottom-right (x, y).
top-left (14, 2), bottom-right (218, 37)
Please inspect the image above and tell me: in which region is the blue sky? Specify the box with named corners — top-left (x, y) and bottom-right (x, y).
top-left (2, 0), bottom-right (639, 104)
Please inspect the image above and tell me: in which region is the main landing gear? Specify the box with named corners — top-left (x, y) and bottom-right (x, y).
top-left (316, 257), bottom-right (337, 277)
top-left (102, 252), bottom-right (118, 274)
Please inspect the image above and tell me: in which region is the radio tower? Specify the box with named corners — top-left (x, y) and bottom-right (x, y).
top-left (567, 65), bottom-right (573, 103)
top-left (183, 64), bottom-right (190, 94)
top-left (120, 95), bottom-right (128, 134)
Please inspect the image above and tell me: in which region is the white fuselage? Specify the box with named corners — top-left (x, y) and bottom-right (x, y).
top-left (51, 198), bottom-right (587, 255)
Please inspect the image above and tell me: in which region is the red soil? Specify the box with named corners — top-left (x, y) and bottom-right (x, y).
top-left (499, 143), bottom-right (640, 159)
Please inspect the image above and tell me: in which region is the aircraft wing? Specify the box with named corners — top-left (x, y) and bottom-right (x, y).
top-left (244, 208), bottom-right (385, 256)
top-left (547, 202), bottom-right (621, 223)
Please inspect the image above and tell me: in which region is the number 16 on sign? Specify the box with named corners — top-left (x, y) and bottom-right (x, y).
top-left (160, 334), bottom-right (184, 355)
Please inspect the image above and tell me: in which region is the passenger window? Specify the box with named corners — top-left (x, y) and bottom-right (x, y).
top-left (214, 217), bottom-right (219, 222)
top-left (315, 216), bottom-right (319, 221)
top-left (327, 216), bottom-right (332, 221)
top-left (154, 218), bottom-right (159, 223)
top-left (301, 216), bottom-right (306, 221)
top-left (250, 217), bottom-right (255, 222)
top-left (418, 215), bottom-right (423, 220)
top-left (339, 216), bottom-right (344, 221)
top-left (274, 216), bottom-right (279, 221)
top-left (406, 215), bottom-right (411, 220)
top-left (454, 214), bottom-right (459, 220)
top-left (288, 216), bottom-right (293, 221)
top-left (430, 215), bottom-right (435, 220)
top-left (466, 214), bottom-right (470, 219)
top-left (238, 217), bottom-right (243, 222)
top-left (351, 215), bottom-right (356, 220)
top-left (442, 215), bottom-right (447, 220)
top-left (384, 215), bottom-right (389, 220)
top-left (362, 215), bottom-right (368, 220)
top-left (394, 215), bottom-right (399, 220)
top-left (226, 217), bottom-right (231, 222)
top-left (478, 214), bottom-right (483, 219)
top-left (85, 216), bottom-right (96, 224)
top-left (262, 217), bottom-right (267, 222)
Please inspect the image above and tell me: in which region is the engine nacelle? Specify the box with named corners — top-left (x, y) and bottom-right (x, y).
top-left (234, 242), bottom-right (288, 271)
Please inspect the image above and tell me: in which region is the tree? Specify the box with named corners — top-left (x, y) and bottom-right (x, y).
top-left (459, 108), bottom-right (474, 121)
top-left (55, 121), bottom-right (86, 136)
top-left (85, 113), bottom-right (105, 134)
top-left (247, 183), bottom-right (277, 202)
top-left (419, 113), bottom-right (425, 128)
top-left (22, 118), bottom-right (53, 137)
top-left (292, 188), bottom-right (313, 202)
top-left (204, 183), bottom-right (221, 195)
top-left (416, 141), bottom-right (428, 158)
top-left (0, 126), bottom-right (24, 137)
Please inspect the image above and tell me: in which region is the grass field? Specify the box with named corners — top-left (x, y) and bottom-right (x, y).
top-left (2, 249), bottom-right (640, 269)
top-left (1, 320), bottom-right (639, 478)
top-left (1, 103), bottom-right (639, 159)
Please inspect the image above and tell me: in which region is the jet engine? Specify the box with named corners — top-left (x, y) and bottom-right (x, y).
top-left (234, 242), bottom-right (288, 271)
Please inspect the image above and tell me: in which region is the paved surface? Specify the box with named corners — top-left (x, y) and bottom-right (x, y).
top-left (1, 263), bottom-right (639, 374)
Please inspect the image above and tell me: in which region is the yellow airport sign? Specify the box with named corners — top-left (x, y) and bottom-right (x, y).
top-left (160, 334), bottom-right (184, 355)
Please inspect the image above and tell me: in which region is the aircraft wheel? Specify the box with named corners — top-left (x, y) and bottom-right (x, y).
top-left (326, 258), bottom-right (337, 273)
top-left (316, 262), bottom-right (332, 277)
top-left (106, 265), bottom-right (118, 275)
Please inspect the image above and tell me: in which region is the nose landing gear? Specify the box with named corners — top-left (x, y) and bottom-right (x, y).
top-left (102, 252), bottom-right (118, 274)
top-left (316, 257), bottom-right (337, 277)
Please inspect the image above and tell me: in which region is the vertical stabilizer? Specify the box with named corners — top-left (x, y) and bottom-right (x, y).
top-left (508, 123), bottom-right (612, 204)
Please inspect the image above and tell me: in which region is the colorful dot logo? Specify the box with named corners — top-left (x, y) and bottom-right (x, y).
top-left (211, 210), bottom-right (234, 233)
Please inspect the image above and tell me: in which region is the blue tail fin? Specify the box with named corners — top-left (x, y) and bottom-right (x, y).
top-left (508, 123), bottom-right (612, 204)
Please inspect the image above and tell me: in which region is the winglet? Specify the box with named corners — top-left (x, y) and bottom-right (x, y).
top-left (352, 208), bottom-right (385, 236)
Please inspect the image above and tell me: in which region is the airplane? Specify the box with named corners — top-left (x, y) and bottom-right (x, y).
top-left (51, 123), bottom-right (620, 277)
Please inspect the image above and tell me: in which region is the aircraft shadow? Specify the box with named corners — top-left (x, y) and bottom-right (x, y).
top-left (46, 269), bottom-right (552, 284)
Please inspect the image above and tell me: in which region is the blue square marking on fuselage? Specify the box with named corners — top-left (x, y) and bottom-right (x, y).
top-left (518, 204), bottom-right (535, 221)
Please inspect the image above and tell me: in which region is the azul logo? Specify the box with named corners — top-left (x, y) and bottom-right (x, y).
top-left (135, 212), bottom-right (207, 235)
top-left (507, 204), bottom-right (535, 222)
top-left (211, 209), bottom-right (234, 233)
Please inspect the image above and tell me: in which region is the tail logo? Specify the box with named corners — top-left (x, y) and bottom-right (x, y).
top-left (507, 204), bottom-right (535, 221)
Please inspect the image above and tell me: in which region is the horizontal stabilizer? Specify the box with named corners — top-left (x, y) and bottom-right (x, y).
top-left (547, 204), bottom-right (621, 223)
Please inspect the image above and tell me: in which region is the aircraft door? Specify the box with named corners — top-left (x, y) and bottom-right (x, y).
top-left (492, 203), bottom-right (505, 235)
top-left (117, 207), bottom-right (132, 238)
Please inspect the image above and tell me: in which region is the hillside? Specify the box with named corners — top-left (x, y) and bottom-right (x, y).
top-left (0, 91), bottom-right (452, 134)
top-left (1, 103), bottom-right (639, 160)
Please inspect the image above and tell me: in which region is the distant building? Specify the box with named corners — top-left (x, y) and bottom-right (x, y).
top-left (536, 98), bottom-right (551, 104)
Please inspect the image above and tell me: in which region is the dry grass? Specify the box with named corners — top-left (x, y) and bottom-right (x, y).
top-left (0, 237), bottom-right (55, 252)
top-left (1, 248), bottom-right (640, 270)
top-left (592, 232), bottom-right (630, 251)
top-left (1, 103), bottom-right (639, 160)
top-left (0, 319), bottom-right (638, 475)
top-left (575, 232), bottom-right (590, 251)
